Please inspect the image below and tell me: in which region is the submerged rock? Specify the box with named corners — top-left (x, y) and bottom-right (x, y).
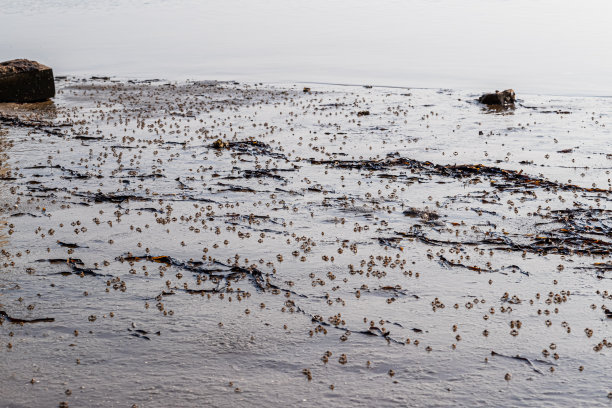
top-left (478, 89), bottom-right (516, 106)
top-left (0, 59), bottom-right (55, 103)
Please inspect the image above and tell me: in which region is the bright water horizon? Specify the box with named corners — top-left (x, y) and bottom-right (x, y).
top-left (2, 0), bottom-right (612, 96)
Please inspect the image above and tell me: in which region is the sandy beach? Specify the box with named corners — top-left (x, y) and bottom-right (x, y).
top-left (0, 77), bottom-right (610, 407)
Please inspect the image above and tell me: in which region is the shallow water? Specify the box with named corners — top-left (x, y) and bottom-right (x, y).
top-left (0, 79), bottom-right (610, 407)
top-left (1, 0), bottom-right (612, 95)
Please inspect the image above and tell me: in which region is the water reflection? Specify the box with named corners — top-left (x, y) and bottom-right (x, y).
top-left (0, 100), bottom-right (57, 121)
top-left (0, 100), bottom-right (57, 248)
top-left (0, 124), bottom-right (11, 248)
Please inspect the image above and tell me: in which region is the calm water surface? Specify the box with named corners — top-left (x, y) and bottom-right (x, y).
top-left (1, 0), bottom-right (612, 95)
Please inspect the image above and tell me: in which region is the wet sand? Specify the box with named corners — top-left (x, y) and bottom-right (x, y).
top-left (0, 78), bottom-right (610, 407)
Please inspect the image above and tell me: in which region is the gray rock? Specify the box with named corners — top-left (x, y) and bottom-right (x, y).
top-left (478, 89), bottom-right (516, 106)
top-left (0, 59), bottom-right (55, 103)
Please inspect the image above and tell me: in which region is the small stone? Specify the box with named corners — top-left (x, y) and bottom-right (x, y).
top-left (478, 89), bottom-right (516, 106)
top-left (212, 139), bottom-right (229, 149)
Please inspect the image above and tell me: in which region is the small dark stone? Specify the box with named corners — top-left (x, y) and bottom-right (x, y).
top-left (478, 89), bottom-right (516, 106)
top-left (0, 59), bottom-right (55, 103)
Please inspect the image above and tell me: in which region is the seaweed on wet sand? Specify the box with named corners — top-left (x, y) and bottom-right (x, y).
top-left (0, 79), bottom-right (610, 405)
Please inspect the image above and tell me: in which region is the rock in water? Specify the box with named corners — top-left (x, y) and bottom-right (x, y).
top-left (478, 89), bottom-right (516, 106)
top-left (0, 59), bottom-right (55, 103)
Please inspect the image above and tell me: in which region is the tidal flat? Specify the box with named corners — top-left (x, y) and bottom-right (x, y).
top-left (0, 78), bottom-right (610, 407)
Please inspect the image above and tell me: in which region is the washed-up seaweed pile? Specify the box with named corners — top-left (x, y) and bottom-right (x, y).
top-left (311, 155), bottom-right (608, 193)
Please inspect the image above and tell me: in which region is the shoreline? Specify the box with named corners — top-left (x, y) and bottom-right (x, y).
top-left (49, 74), bottom-right (612, 99)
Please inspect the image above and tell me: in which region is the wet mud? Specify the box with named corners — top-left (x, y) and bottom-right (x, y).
top-left (0, 79), bottom-right (611, 407)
